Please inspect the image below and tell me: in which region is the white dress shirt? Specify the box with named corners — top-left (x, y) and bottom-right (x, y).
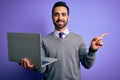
top-left (54, 28), bottom-right (70, 38)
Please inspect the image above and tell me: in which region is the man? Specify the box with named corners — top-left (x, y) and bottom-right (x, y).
top-left (21, 1), bottom-right (108, 80)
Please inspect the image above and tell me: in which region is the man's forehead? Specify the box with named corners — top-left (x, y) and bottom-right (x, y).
top-left (53, 6), bottom-right (67, 13)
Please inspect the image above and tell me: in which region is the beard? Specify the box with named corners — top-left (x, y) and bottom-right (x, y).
top-left (53, 19), bottom-right (68, 30)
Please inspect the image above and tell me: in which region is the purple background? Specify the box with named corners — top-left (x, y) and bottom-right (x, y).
top-left (0, 0), bottom-right (120, 80)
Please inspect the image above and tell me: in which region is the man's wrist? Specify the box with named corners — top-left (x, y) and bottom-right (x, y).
top-left (89, 47), bottom-right (97, 53)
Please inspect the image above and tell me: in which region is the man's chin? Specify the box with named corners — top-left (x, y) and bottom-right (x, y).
top-left (55, 26), bottom-right (65, 30)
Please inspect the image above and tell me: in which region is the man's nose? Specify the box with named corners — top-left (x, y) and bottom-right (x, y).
top-left (58, 15), bottom-right (62, 20)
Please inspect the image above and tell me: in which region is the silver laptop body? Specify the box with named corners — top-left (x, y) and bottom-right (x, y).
top-left (7, 32), bottom-right (57, 67)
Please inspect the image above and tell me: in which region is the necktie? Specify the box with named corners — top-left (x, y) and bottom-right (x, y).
top-left (59, 32), bottom-right (64, 38)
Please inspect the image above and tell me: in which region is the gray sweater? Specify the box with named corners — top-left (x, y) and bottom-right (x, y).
top-left (36, 32), bottom-right (96, 80)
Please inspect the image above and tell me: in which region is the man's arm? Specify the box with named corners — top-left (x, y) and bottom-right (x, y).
top-left (80, 33), bottom-right (108, 69)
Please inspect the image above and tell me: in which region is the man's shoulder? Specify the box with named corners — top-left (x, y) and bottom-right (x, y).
top-left (70, 32), bottom-right (82, 38)
top-left (42, 32), bottom-right (54, 40)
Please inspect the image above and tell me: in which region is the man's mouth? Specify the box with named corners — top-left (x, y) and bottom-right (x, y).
top-left (56, 19), bottom-right (64, 23)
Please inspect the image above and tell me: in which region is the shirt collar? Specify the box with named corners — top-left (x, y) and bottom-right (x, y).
top-left (54, 28), bottom-right (70, 38)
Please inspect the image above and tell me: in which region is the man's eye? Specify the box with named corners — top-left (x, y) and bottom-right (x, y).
top-left (53, 13), bottom-right (58, 16)
top-left (62, 13), bottom-right (67, 16)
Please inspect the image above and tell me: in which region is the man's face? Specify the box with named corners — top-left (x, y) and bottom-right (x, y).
top-left (52, 6), bottom-right (69, 30)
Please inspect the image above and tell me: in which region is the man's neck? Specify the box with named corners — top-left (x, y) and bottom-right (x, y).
top-left (54, 27), bottom-right (70, 38)
top-left (55, 27), bottom-right (67, 32)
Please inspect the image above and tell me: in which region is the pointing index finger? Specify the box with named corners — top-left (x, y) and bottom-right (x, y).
top-left (99, 33), bottom-right (108, 39)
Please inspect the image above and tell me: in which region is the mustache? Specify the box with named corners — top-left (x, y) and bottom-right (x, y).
top-left (56, 19), bottom-right (64, 22)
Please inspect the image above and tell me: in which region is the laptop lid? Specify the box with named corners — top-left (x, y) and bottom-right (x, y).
top-left (7, 32), bottom-right (57, 68)
top-left (7, 32), bottom-right (41, 67)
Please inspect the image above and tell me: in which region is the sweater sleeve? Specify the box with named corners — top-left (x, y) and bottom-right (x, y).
top-left (79, 41), bottom-right (96, 69)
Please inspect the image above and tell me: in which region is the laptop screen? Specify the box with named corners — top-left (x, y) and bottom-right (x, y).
top-left (7, 32), bottom-right (41, 67)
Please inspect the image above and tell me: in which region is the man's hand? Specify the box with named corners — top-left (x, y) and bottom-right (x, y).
top-left (20, 58), bottom-right (35, 69)
top-left (90, 33), bottom-right (108, 51)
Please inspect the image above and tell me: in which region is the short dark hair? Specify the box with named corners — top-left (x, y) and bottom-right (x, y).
top-left (52, 1), bottom-right (69, 15)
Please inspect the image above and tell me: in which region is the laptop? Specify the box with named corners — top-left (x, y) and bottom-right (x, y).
top-left (7, 32), bottom-right (57, 67)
